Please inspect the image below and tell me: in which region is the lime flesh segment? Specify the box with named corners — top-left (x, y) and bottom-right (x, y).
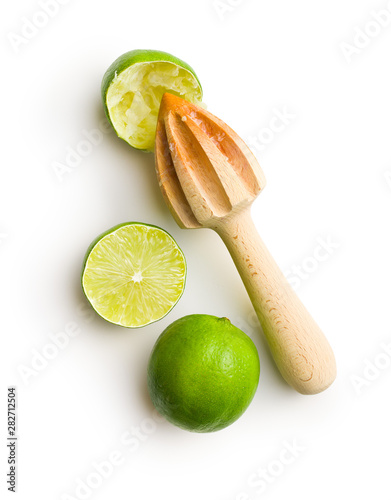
top-left (82, 223), bottom-right (186, 328)
top-left (102, 50), bottom-right (203, 151)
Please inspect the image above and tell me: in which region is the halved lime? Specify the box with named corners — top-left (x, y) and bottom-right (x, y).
top-left (101, 49), bottom-right (203, 151)
top-left (81, 223), bottom-right (186, 328)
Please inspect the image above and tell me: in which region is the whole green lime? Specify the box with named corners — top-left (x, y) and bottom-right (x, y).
top-left (147, 314), bottom-right (260, 432)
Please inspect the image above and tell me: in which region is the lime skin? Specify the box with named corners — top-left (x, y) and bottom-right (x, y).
top-left (101, 49), bottom-right (203, 151)
top-left (147, 314), bottom-right (260, 432)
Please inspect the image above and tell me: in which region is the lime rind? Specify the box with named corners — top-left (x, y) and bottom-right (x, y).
top-left (148, 314), bottom-right (260, 432)
top-left (81, 222), bottom-right (186, 328)
top-left (101, 50), bottom-right (203, 151)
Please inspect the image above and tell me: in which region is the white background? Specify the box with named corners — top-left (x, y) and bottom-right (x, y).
top-left (1, 0), bottom-right (391, 499)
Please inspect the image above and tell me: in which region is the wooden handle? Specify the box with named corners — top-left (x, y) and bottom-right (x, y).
top-left (214, 209), bottom-right (336, 394)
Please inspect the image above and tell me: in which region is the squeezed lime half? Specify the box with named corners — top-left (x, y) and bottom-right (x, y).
top-left (102, 49), bottom-right (203, 151)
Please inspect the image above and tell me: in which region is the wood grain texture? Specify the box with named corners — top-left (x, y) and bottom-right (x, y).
top-left (214, 209), bottom-right (336, 394)
top-left (155, 93), bottom-right (336, 394)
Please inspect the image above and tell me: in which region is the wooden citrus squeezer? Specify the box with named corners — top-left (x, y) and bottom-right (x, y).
top-left (155, 93), bottom-right (336, 395)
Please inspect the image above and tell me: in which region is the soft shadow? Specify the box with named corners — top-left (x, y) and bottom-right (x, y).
top-left (137, 362), bottom-right (157, 414)
top-left (93, 99), bottom-right (171, 222)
